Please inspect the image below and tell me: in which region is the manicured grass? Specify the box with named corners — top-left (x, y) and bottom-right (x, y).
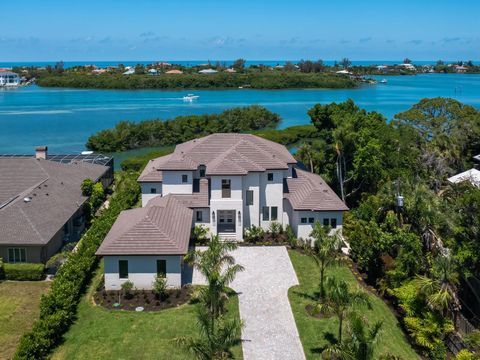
top-left (288, 250), bottom-right (419, 359)
top-left (52, 269), bottom-right (243, 360)
top-left (0, 281), bottom-right (50, 359)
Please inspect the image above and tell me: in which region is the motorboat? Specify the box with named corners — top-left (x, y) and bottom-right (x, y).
top-left (183, 94), bottom-right (200, 101)
top-left (380, 79), bottom-right (388, 84)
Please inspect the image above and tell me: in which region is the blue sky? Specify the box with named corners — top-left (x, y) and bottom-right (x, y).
top-left (1, 0), bottom-right (479, 61)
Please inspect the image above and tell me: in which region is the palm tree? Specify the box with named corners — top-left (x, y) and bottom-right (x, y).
top-left (322, 313), bottom-right (382, 360)
top-left (184, 235), bottom-right (244, 318)
top-left (308, 222), bottom-right (342, 300)
top-left (414, 255), bottom-right (460, 316)
top-left (297, 142), bottom-right (314, 172)
top-left (316, 277), bottom-right (371, 343)
top-left (176, 306), bottom-right (243, 360)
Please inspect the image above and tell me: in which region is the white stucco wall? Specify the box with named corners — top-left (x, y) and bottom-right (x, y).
top-left (292, 210), bottom-right (344, 241)
top-left (140, 182), bottom-right (162, 207)
top-left (242, 172), bottom-right (260, 228)
top-left (259, 170), bottom-right (285, 230)
top-left (162, 171), bottom-right (193, 195)
top-left (103, 255), bottom-right (182, 290)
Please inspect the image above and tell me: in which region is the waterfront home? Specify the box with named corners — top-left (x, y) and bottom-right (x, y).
top-left (398, 63), bottom-right (416, 71)
top-left (97, 133), bottom-right (347, 289)
top-left (148, 68), bottom-right (158, 75)
top-left (0, 71), bottom-right (20, 87)
top-left (123, 67), bottom-right (135, 75)
top-left (0, 147), bottom-right (113, 263)
top-left (198, 68), bottom-right (218, 74)
top-left (165, 69), bottom-right (183, 74)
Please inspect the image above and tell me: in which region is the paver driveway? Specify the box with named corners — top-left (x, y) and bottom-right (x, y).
top-left (192, 246), bottom-right (306, 360)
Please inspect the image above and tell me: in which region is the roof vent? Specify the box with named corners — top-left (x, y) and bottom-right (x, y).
top-left (23, 197), bottom-right (32, 203)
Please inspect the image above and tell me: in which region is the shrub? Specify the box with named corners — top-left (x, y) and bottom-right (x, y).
top-left (455, 349), bottom-right (477, 360)
top-left (80, 178), bottom-right (94, 196)
top-left (121, 280), bottom-right (134, 299)
top-left (0, 258), bottom-right (4, 279)
top-left (285, 225), bottom-right (297, 249)
top-left (192, 225), bottom-right (209, 245)
top-left (244, 225), bottom-right (265, 244)
top-left (152, 275), bottom-right (168, 300)
top-left (4, 263), bottom-right (45, 281)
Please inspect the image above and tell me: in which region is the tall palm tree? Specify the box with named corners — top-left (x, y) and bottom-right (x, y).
top-left (316, 277), bottom-right (371, 343)
top-left (414, 255), bottom-right (460, 316)
top-left (309, 222), bottom-right (342, 300)
top-left (297, 142), bottom-right (314, 172)
top-left (176, 306), bottom-right (243, 360)
top-left (184, 235), bottom-right (244, 318)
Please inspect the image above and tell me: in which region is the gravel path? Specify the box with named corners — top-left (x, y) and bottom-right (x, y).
top-left (192, 246), bottom-right (306, 360)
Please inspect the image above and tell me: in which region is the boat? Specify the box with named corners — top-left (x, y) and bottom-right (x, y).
top-left (380, 79), bottom-right (388, 84)
top-left (183, 94), bottom-right (200, 102)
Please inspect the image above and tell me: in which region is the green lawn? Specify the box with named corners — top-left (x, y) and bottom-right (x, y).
top-left (288, 250), bottom-right (419, 359)
top-left (0, 281), bottom-right (50, 360)
top-left (52, 269), bottom-right (243, 360)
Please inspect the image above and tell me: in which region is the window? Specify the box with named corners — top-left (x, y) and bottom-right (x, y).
top-left (150, 187), bottom-right (156, 194)
top-left (221, 179), bottom-right (231, 198)
top-left (196, 210), bottom-right (203, 222)
top-left (119, 260), bottom-right (129, 279)
top-left (199, 169), bottom-right (206, 177)
top-left (8, 248), bottom-right (26, 263)
top-left (323, 218), bottom-right (329, 226)
top-left (331, 218), bottom-right (337, 228)
top-left (262, 206), bottom-right (270, 221)
top-left (157, 259), bottom-right (167, 277)
top-left (267, 173), bottom-right (274, 181)
top-left (238, 211), bottom-right (241, 223)
top-left (212, 211), bottom-right (215, 223)
top-left (193, 178), bottom-right (200, 192)
top-left (182, 174), bottom-right (188, 183)
top-left (308, 217), bottom-right (314, 224)
top-left (271, 206), bottom-right (278, 221)
top-left (301, 218), bottom-right (307, 224)
top-left (246, 190), bottom-right (254, 205)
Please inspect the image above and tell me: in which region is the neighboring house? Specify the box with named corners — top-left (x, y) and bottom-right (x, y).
top-left (448, 168), bottom-right (480, 188)
top-left (0, 71), bottom-right (20, 86)
top-left (198, 68), bottom-right (218, 74)
top-left (97, 133), bottom-right (347, 289)
top-left (165, 69), bottom-right (183, 74)
top-left (0, 146), bottom-right (113, 263)
top-left (123, 67), bottom-right (135, 75)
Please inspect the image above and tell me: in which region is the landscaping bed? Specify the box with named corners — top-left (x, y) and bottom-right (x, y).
top-left (93, 284), bottom-right (193, 311)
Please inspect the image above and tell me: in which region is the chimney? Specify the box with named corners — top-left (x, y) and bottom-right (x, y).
top-left (35, 146), bottom-right (48, 160)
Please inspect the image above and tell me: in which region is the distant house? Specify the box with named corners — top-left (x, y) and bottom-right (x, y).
top-left (0, 147), bottom-right (113, 263)
top-left (0, 71), bottom-right (20, 86)
top-left (92, 69), bottom-right (107, 74)
top-left (398, 63), bottom-right (416, 71)
top-left (454, 65), bottom-right (468, 73)
top-left (198, 68), bottom-right (218, 74)
top-left (148, 68), bottom-right (159, 75)
top-left (165, 69), bottom-right (183, 74)
top-left (376, 65), bottom-right (389, 71)
top-left (123, 67), bottom-right (135, 75)
top-left (336, 69), bottom-right (352, 75)
top-left (97, 133), bottom-right (347, 289)
top-left (225, 68), bottom-right (237, 73)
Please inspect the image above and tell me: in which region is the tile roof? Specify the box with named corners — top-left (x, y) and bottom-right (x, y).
top-left (138, 133), bottom-right (296, 181)
top-left (0, 158), bottom-right (109, 246)
top-left (284, 168), bottom-right (348, 212)
top-left (96, 195), bottom-right (192, 256)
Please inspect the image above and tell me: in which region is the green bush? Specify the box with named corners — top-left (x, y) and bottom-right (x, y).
top-left (14, 171), bottom-right (139, 360)
top-left (4, 263), bottom-right (44, 281)
top-left (0, 258), bottom-right (4, 279)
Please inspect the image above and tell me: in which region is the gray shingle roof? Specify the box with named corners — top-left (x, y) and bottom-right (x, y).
top-left (285, 169), bottom-right (348, 212)
top-left (138, 133), bottom-right (297, 181)
top-left (96, 195), bottom-right (192, 255)
top-left (0, 158), bottom-right (109, 246)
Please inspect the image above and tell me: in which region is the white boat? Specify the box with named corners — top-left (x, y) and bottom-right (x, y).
top-left (380, 79), bottom-right (388, 84)
top-left (183, 94), bottom-right (200, 102)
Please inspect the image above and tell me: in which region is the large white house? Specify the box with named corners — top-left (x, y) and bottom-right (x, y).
top-left (97, 133), bottom-right (348, 289)
top-left (0, 71), bottom-right (20, 87)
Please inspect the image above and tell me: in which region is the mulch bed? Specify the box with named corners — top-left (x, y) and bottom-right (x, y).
top-left (93, 286), bottom-right (194, 311)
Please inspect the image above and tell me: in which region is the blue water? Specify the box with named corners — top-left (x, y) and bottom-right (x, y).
top-left (0, 73), bottom-right (479, 154)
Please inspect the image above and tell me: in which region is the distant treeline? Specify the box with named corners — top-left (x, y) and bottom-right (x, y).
top-left (36, 72), bottom-right (356, 90)
top-left (86, 105), bottom-right (282, 152)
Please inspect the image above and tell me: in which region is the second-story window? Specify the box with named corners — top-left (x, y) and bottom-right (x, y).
top-left (267, 173), bottom-right (274, 181)
top-left (246, 190), bottom-right (254, 205)
top-left (199, 168), bottom-right (206, 177)
top-left (182, 174), bottom-right (188, 183)
top-left (222, 179), bottom-right (231, 198)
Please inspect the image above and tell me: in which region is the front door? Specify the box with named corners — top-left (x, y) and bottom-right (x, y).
top-left (218, 210), bottom-right (235, 233)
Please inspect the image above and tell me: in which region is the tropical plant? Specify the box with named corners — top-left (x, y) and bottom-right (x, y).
top-left (308, 222), bottom-right (342, 299)
top-left (121, 280), bottom-right (134, 299)
top-left (414, 255), bottom-right (460, 316)
top-left (152, 275), bottom-right (168, 300)
top-left (316, 277), bottom-right (371, 342)
top-left (192, 225), bottom-right (209, 245)
top-left (184, 235), bottom-right (244, 318)
top-left (243, 225), bottom-right (264, 244)
top-left (176, 306), bottom-right (242, 360)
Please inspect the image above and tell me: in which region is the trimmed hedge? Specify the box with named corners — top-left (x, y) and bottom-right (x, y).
top-left (14, 172), bottom-right (140, 360)
top-left (4, 263), bottom-right (45, 281)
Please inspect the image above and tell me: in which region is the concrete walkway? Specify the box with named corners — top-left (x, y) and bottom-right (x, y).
top-left (192, 246), bottom-right (306, 360)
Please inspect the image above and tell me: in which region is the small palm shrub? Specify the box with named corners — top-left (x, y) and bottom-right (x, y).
top-left (152, 275), bottom-right (168, 301)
